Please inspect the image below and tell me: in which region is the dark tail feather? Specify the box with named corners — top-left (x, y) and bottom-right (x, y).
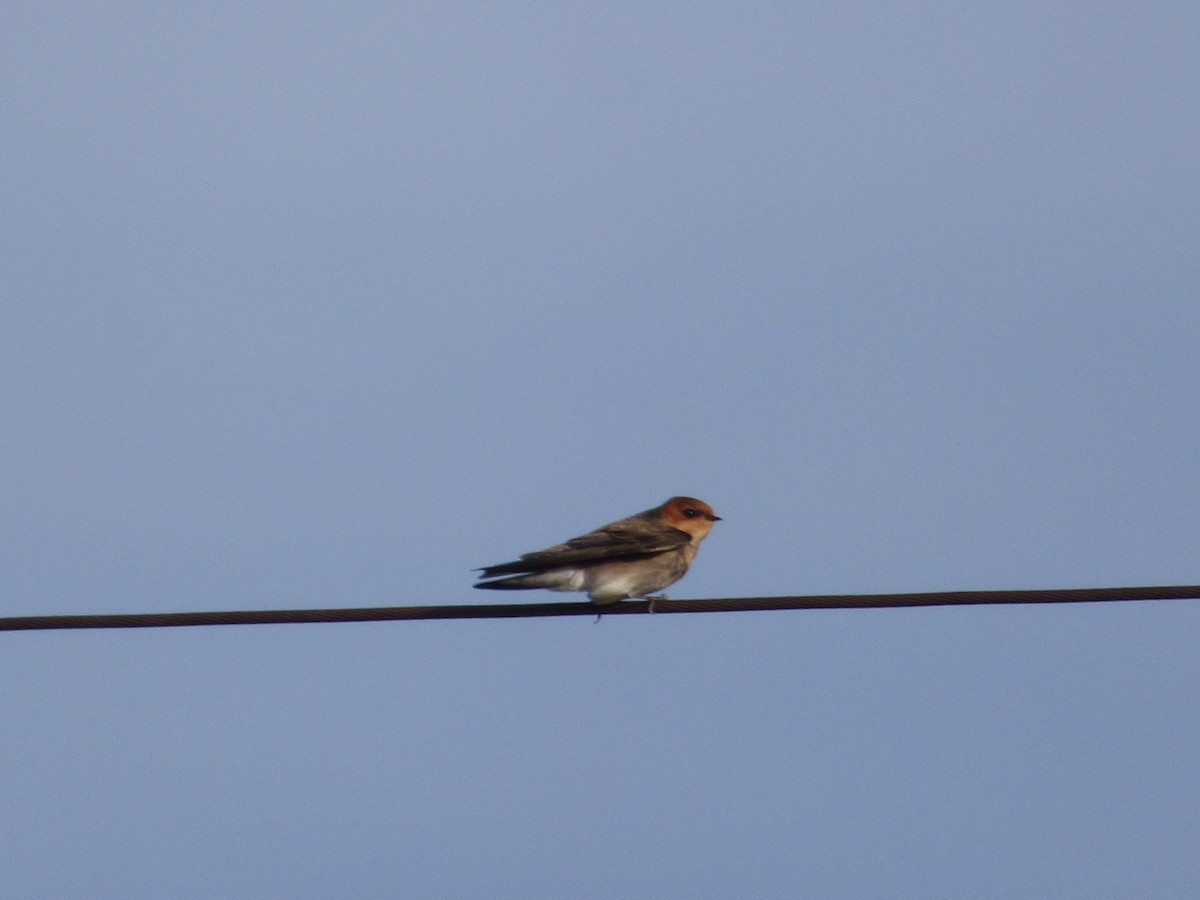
top-left (474, 573), bottom-right (541, 591)
top-left (475, 560), bottom-right (533, 578)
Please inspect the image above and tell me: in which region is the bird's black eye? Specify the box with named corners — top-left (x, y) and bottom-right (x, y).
top-left (683, 508), bottom-right (699, 518)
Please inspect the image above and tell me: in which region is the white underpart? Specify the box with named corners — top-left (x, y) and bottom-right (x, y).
top-left (520, 566), bottom-right (643, 600)
top-left (521, 568), bottom-right (586, 591)
top-left (582, 568), bottom-right (646, 601)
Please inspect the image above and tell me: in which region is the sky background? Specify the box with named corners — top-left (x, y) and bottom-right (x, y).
top-left (3, 2), bottom-right (1199, 897)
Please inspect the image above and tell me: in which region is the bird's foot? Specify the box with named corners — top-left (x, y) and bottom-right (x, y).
top-left (644, 593), bottom-right (669, 613)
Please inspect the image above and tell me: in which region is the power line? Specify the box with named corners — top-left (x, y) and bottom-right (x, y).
top-left (1, 584), bottom-right (1197, 632)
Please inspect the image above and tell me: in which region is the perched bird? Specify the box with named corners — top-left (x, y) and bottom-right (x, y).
top-left (474, 496), bottom-right (721, 605)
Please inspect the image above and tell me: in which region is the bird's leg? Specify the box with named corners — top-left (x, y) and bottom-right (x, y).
top-left (644, 594), bottom-right (668, 614)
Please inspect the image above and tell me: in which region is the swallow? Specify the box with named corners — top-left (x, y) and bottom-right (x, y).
top-left (474, 496), bottom-right (721, 605)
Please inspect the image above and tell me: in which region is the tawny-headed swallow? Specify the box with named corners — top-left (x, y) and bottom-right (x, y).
top-left (474, 496), bottom-right (721, 604)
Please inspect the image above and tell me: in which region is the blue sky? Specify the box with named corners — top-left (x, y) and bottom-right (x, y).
top-left (3, 3), bottom-right (1199, 897)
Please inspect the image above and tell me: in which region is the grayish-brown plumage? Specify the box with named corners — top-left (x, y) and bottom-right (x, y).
top-left (474, 496), bottom-right (721, 604)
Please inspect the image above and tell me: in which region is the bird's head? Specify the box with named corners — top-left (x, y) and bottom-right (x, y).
top-left (659, 496), bottom-right (721, 541)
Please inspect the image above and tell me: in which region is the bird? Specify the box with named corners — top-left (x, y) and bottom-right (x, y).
top-left (474, 496), bottom-right (721, 606)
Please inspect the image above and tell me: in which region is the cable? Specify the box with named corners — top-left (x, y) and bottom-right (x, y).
top-left (1, 584), bottom-right (1197, 631)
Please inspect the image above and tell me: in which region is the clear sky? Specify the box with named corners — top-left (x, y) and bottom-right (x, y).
top-left (3, 3), bottom-right (1199, 897)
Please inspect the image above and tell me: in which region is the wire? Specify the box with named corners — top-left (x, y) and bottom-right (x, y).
top-left (1, 584), bottom-right (1196, 632)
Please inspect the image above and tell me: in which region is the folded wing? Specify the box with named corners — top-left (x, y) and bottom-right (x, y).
top-left (477, 522), bottom-right (690, 577)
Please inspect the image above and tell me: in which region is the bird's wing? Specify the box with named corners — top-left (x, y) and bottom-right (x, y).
top-left (477, 519), bottom-right (690, 577)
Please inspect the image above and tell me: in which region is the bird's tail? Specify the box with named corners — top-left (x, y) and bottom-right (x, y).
top-left (473, 571), bottom-right (576, 592)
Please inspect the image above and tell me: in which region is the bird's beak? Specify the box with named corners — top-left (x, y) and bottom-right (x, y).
top-left (708, 514), bottom-right (722, 521)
